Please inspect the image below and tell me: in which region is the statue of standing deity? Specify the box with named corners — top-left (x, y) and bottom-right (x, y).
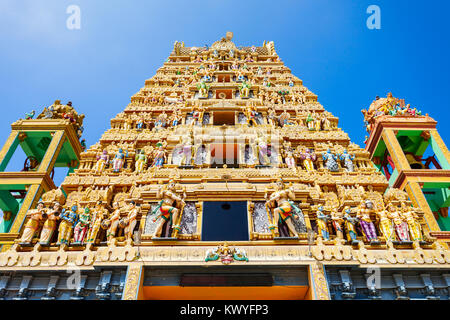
top-left (152, 142), bottom-right (167, 168)
top-left (119, 201), bottom-right (140, 241)
top-left (150, 180), bottom-right (186, 239)
top-left (243, 103), bottom-right (259, 127)
top-left (39, 202), bottom-right (62, 245)
top-left (322, 149), bottom-right (339, 172)
top-left (343, 207), bottom-right (359, 243)
top-left (306, 112), bottom-right (316, 131)
top-left (19, 202), bottom-right (46, 245)
top-left (112, 148), bottom-right (127, 173)
top-left (284, 147), bottom-right (296, 169)
top-left (316, 206), bottom-right (330, 241)
top-left (93, 150), bottom-right (109, 174)
top-left (356, 200), bottom-right (378, 243)
top-left (255, 134), bottom-right (270, 166)
top-left (400, 203), bottom-right (423, 241)
top-left (387, 203), bottom-right (410, 242)
top-left (57, 205), bottom-right (79, 246)
top-left (376, 207), bottom-right (395, 243)
top-left (134, 150), bottom-right (148, 174)
top-left (265, 179), bottom-right (302, 238)
top-left (86, 201), bottom-right (109, 244)
top-left (197, 81), bottom-right (210, 99)
top-left (180, 134), bottom-right (194, 166)
top-left (102, 202), bottom-right (121, 243)
top-left (330, 208), bottom-right (344, 240)
top-left (299, 148), bottom-right (317, 172)
top-left (73, 208), bottom-right (91, 244)
top-left (239, 80), bottom-right (251, 99)
top-left (339, 150), bottom-right (355, 172)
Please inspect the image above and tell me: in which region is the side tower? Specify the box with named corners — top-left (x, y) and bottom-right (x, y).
top-left (0, 100), bottom-right (84, 248)
top-left (363, 93), bottom-right (450, 238)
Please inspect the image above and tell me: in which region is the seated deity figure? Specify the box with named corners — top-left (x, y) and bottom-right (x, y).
top-left (112, 148), bottom-right (127, 173)
top-left (279, 110), bottom-right (296, 127)
top-left (73, 208), bottom-right (91, 244)
top-left (244, 54), bottom-right (254, 63)
top-left (322, 149), bottom-right (339, 172)
top-left (265, 179), bottom-right (302, 238)
top-left (150, 180), bottom-right (186, 239)
top-left (57, 205), bottom-right (79, 246)
top-left (239, 80), bottom-right (251, 99)
top-left (387, 203), bottom-right (410, 242)
top-left (119, 201), bottom-right (140, 242)
top-left (400, 203), bottom-right (423, 241)
top-left (134, 150), bottom-right (148, 174)
top-left (356, 200), bottom-right (378, 243)
top-left (376, 207), bottom-right (395, 243)
top-left (197, 81), bottom-right (210, 99)
top-left (170, 109), bottom-right (182, 127)
top-left (255, 134), bottom-right (270, 166)
top-left (19, 202), bottom-right (46, 245)
top-left (316, 206), bottom-right (330, 241)
top-left (342, 207), bottom-right (359, 243)
top-left (136, 117), bottom-right (145, 130)
top-left (151, 142), bottom-right (167, 168)
top-left (236, 70), bottom-right (246, 82)
top-left (93, 150), bottom-right (110, 174)
top-left (339, 150), bottom-right (355, 172)
top-left (39, 202), bottom-right (62, 245)
top-left (299, 148), bottom-right (317, 172)
top-left (154, 112), bottom-right (168, 132)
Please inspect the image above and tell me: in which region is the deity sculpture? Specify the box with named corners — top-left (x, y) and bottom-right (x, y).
top-left (134, 150), bottom-right (148, 174)
top-left (150, 180), bottom-right (186, 239)
top-left (154, 112), bottom-right (168, 131)
top-left (170, 109), bottom-right (182, 127)
top-left (299, 148), bottom-right (317, 172)
top-left (255, 133), bottom-right (270, 166)
top-left (306, 112), bottom-right (316, 130)
top-left (267, 107), bottom-right (278, 127)
top-left (152, 142), bottom-right (167, 168)
top-left (284, 147), bottom-right (296, 169)
top-left (239, 80), bottom-right (251, 99)
top-left (376, 207), bottom-right (395, 243)
top-left (19, 202), bottom-right (46, 245)
top-left (279, 110), bottom-right (296, 127)
top-left (93, 150), bottom-right (110, 174)
top-left (343, 207), bottom-right (359, 243)
top-left (103, 202), bottom-right (121, 243)
top-left (330, 208), bottom-right (344, 240)
top-left (400, 203), bottom-right (423, 241)
top-left (119, 201), bottom-right (140, 241)
top-left (39, 202), bottom-right (62, 245)
top-left (180, 133), bottom-right (194, 166)
top-left (57, 205), bottom-right (79, 246)
top-left (73, 208), bottom-right (91, 244)
top-left (265, 179), bottom-right (302, 238)
top-left (320, 113), bottom-right (332, 131)
top-left (316, 206), bottom-right (330, 241)
top-left (356, 200), bottom-right (378, 243)
top-left (243, 104), bottom-right (259, 126)
top-left (86, 201), bottom-right (109, 243)
top-left (339, 150), bottom-right (355, 172)
top-left (112, 149), bottom-right (127, 173)
top-left (197, 81), bottom-right (210, 99)
top-left (322, 149), bottom-right (339, 172)
top-left (387, 203), bottom-right (410, 242)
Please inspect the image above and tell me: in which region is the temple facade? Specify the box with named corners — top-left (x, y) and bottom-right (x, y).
top-left (0, 33), bottom-right (448, 300)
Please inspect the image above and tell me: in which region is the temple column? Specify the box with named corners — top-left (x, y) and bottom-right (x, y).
top-left (381, 129), bottom-right (410, 171)
top-left (122, 263), bottom-right (144, 300)
top-left (9, 184), bottom-right (45, 234)
top-left (308, 261), bottom-right (331, 300)
top-left (0, 131), bottom-right (20, 172)
top-left (38, 130), bottom-right (66, 174)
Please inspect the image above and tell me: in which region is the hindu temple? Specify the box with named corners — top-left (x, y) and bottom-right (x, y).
top-left (0, 32), bottom-right (448, 300)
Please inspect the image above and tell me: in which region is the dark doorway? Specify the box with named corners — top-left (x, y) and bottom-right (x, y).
top-left (202, 201), bottom-right (249, 241)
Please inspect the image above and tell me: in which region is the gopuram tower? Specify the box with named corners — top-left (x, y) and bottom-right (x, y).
top-left (0, 33), bottom-right (449, 300)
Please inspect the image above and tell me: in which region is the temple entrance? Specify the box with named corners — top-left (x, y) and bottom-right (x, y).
top-left (141, 266), bottom-right (311, 300)
top-left (202, 201), bottom-right (248, 241)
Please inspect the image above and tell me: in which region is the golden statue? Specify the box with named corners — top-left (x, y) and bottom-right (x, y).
top-left (20, 202), bottom-right (46, 245)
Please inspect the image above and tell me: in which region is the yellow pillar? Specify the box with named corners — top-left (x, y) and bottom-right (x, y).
top-left (381, 129), bottom-right (411, 171)
top-left (404, 181), bottom-right (441, 233)
top-left (38, 130), bottom-right (66, 174)
top-left (9, 184), bottom-right (45, 234)
top-left (0, 130), bottom-right (19, 171)
top-left (430, 129), bottom-right (450, 165)
top-left (122, 263), bottom-right (144, 300)
top-left (308, 261), bottom-right (331, 300)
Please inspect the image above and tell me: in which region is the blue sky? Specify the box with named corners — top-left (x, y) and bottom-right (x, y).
top-left (1, 0), bottom-right (449, 176)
